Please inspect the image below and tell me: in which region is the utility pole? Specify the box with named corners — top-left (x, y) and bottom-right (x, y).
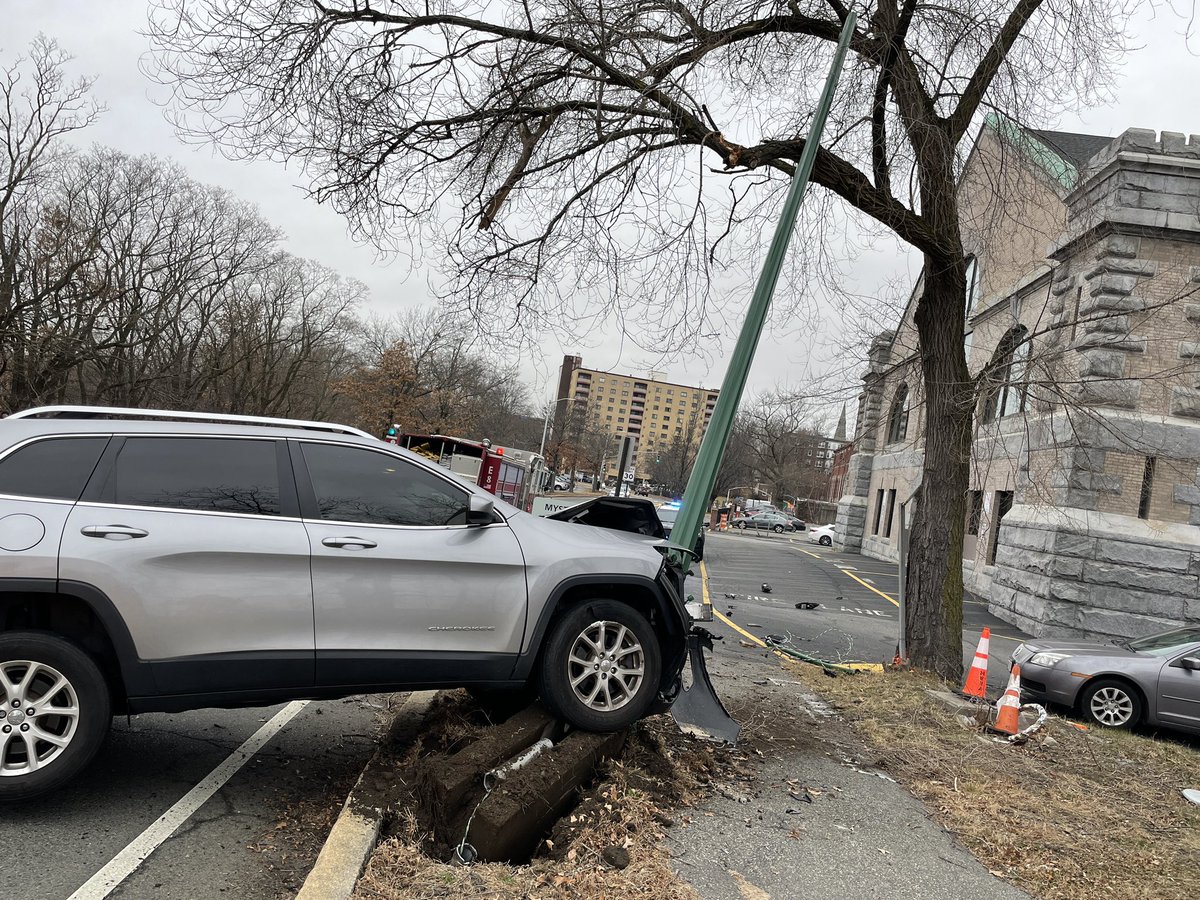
top-left (668, 12), bottom-right (857, 565)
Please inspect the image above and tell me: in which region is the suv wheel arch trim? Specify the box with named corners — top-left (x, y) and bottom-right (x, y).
top-left (0, 577), bottom-right (156, 697)
top-left (511, 573), bottom-right (684, 683)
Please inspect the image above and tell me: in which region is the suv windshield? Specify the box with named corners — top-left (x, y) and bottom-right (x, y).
top-left (1127, 627), bottom-right (1200, 656)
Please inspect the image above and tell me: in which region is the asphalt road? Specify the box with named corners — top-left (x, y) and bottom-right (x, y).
top-left (690, 530), bottom-right (1028, 690)
top-left (2, 695), bottom-right (390, 900)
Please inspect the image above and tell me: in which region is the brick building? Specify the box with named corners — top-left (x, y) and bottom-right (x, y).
top-left (835, 117), bottom-right (1200, 640)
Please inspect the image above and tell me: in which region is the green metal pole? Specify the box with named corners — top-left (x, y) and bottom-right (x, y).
top-left (672, 12), bottom-right (857, 568)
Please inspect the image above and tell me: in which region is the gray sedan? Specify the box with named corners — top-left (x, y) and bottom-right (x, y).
top-left (730, 511), bottom-right (796, 534)
top-left (1011, 626), bottom-right (1200, 734)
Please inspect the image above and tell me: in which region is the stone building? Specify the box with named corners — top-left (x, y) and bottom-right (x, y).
top-left (835, 117), bottom-right (1200, 640)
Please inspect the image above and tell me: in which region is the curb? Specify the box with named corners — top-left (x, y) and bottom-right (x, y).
top-left (295, 690), bottom-right (438, 900)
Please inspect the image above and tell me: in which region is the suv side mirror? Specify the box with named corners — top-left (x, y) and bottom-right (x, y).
top-left (466, 494), bottom-right (495, 526)
top-left (1178, 656), bottom-right (1200, 671)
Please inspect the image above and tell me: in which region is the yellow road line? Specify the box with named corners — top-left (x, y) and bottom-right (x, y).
top-left (795, 547), bottom-right (823, 559)
top-left (841, 569), bottom-right (900, 608)
top-left (699, 560), bottom-right (712, 608)
top-left (712, 608), bottom-right (773, 650)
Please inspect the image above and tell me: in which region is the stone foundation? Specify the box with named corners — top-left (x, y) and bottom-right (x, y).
top-left (989, 505), bottom-right (1200, 640)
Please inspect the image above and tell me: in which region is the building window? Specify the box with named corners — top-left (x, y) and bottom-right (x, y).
top-left (967, 490), bottom-right (984, 536)
top-left (981, 326), bottom-right (1029, 424)
top-left (884, 489), bottom-right (897, 538)
top-left (886, 385), bottom-right (909, 444)
top-left (987, 491), bottom-right (1014, 564)
top-left (873, 489), bottom-right (886, 535)
top-left (1137, 457), bottom-right (1156, 520)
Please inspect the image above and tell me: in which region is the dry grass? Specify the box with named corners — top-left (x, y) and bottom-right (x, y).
top-left (354, 702), bottom-right (748, 900)
top-left (787, 663), bottom-right (1200, 900)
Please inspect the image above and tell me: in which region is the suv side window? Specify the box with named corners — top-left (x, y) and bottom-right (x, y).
top-left (300, 442), bottom-right (469, 527)
top-left (109, 437), bottom-right (282, 516)
top-left (0, 436), bottom-right (109, 501)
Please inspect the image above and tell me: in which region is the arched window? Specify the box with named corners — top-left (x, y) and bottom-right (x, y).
top-left (981, 326), bottom-right (1029, 423)
top-left (886, 384), bottom-right (909, 444)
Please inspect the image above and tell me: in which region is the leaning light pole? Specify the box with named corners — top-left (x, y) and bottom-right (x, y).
top-left (670, 12), bottom-right (857, 567)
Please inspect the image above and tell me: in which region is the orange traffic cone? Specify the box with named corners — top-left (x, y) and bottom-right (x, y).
top-left (994, 664), bottom-right (1022, 735)
top-left (962, 627), bottom-right (990, 699)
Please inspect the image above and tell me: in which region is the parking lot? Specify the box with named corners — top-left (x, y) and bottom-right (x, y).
top-left (0, 697), bottom-right (386, 900)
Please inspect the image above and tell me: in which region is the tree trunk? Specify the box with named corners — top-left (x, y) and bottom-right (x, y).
top-left (906, 256), bottom-right (974, 680)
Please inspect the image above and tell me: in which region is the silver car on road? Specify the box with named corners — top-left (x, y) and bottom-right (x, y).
top-left (1011, 626), bottom-right (1200, 734)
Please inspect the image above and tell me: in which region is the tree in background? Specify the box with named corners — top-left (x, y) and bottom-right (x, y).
top-left (338, 309), bottom-right (533, 444)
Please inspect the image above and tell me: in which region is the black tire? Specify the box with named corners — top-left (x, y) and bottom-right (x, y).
top-left (1079, 678), bottom-right (1142, 730)
top-left (820, 535), bottom-right (832, 546)
top-left (695, 533), bottom-right (705, 561)
top-left (772, 524), bottom-right (784, 534)
top-left (0, 631), bottom-right (112, 801)
top-left (734, 521), bottom-right (744, 529)
top-left (537, 600), bottom-right (661, 732)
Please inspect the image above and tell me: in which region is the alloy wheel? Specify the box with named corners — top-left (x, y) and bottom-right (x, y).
top-left (1089, 686), bottom-right (1134, 727)
top-left (0, 660), bottom-right (81, 777)
top-left (567, 620), bottom-right (645, 712)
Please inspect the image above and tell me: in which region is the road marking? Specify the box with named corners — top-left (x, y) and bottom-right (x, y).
top-left (863, 578), bottom-right (875, 584)
top-left (841, 570), bottom-right (900, 608)
top-left (795, 547), bottom-right (823, 559)
top-left (712, 609), bottom-right (778, 654)
top-left (835, 565), bottom-right (858, 571)
top-left (68, 700), bottom-right (310, 900)
top-left (699, 560), bottom-right (712, 608)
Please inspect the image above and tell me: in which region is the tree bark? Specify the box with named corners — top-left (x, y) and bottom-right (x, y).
top-left (906, 255), bottom-right (974, 680)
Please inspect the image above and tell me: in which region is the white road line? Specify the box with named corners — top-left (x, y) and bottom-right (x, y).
top-left (68, 700), bottom-right (310, 900)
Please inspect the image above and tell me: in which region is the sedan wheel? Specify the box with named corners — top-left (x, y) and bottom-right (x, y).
top-left (772, 524), bottom-right (784, 534)
top-left (1080, 679), bottom-right (1142, 729)
top-left (820, 535), bottom-right (832, 546)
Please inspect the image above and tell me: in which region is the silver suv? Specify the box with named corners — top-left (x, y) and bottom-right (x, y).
top-left (0, 407), bottom-right (703, 800)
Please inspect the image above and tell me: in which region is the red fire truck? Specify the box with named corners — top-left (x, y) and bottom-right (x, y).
top-left (398, 433), bottom-right (546, 511)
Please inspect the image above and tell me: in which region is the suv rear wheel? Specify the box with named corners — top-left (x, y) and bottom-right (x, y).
top-left (538, 600), bottom-right (661, 731)
top-left (0, 632), bottom-right (112, 801)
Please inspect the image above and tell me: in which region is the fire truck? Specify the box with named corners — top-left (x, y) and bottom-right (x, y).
top-left (397, 433), bottom-right (546, 511)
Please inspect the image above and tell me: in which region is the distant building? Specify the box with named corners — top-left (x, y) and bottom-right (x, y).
top-left (554, 355), bottom-right (719, 479)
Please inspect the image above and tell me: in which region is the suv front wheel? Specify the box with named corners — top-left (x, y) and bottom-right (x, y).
top-left (538, 600), bottom-right (661, 731)
top-left (0, 632), bottom-right (112, 801)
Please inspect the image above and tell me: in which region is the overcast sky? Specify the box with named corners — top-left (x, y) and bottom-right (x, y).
top-left (4, 0), bottom-right (1199, 423)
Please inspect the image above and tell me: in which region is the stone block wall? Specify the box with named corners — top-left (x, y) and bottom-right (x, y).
top-left (990, 504), bottom-right (1200, 639)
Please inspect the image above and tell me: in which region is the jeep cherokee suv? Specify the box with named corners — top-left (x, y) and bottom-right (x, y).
top-left (0, 407), bottom-right (697, 800)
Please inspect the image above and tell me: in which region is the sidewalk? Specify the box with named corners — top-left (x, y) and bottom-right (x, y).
top-left (670, 642), bottom-right (1029, 899)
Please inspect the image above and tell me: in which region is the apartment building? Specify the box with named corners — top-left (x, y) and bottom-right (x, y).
top-left (554, 355), bottom-right (719, 479)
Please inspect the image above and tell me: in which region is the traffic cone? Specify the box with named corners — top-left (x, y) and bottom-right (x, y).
top-left (994, 664), bottom-right (1022, 735)
top-left (962, 627), bottom-right (990, 699)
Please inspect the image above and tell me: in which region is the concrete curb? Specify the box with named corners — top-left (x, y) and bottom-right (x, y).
top-left (295, 691), bottom-right (438, 900)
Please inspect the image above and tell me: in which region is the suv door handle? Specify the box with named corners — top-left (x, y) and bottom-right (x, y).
top-left (81, 525), bottom-right (149, 540)
top-left (321, 536), bottom-right (378, 550)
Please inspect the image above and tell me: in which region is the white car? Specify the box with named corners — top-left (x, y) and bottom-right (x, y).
top-left (808, 524), bottom-right (836, 546)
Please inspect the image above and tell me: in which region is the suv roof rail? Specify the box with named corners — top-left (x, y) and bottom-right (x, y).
top-left (6, 405), bottom-right (377, 440)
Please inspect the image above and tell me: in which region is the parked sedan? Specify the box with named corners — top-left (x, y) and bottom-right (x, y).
top-left (1011, 626), bottom-right (1200, 734)
top-left (730, 511), bottom-right (796, 534)
top-left (808, 524), bottom-right (836, 546)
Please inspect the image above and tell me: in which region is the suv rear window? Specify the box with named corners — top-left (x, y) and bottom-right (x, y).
top-left (300, 442), bottom-right (469, 526)
top-left (0, 437), bottom-right (109, 501)
top-left (109, 438), bottom-right (282, 516)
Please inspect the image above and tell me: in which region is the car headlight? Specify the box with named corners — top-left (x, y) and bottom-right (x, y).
top-left (1029, 652), bottom-right (1071, 667)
